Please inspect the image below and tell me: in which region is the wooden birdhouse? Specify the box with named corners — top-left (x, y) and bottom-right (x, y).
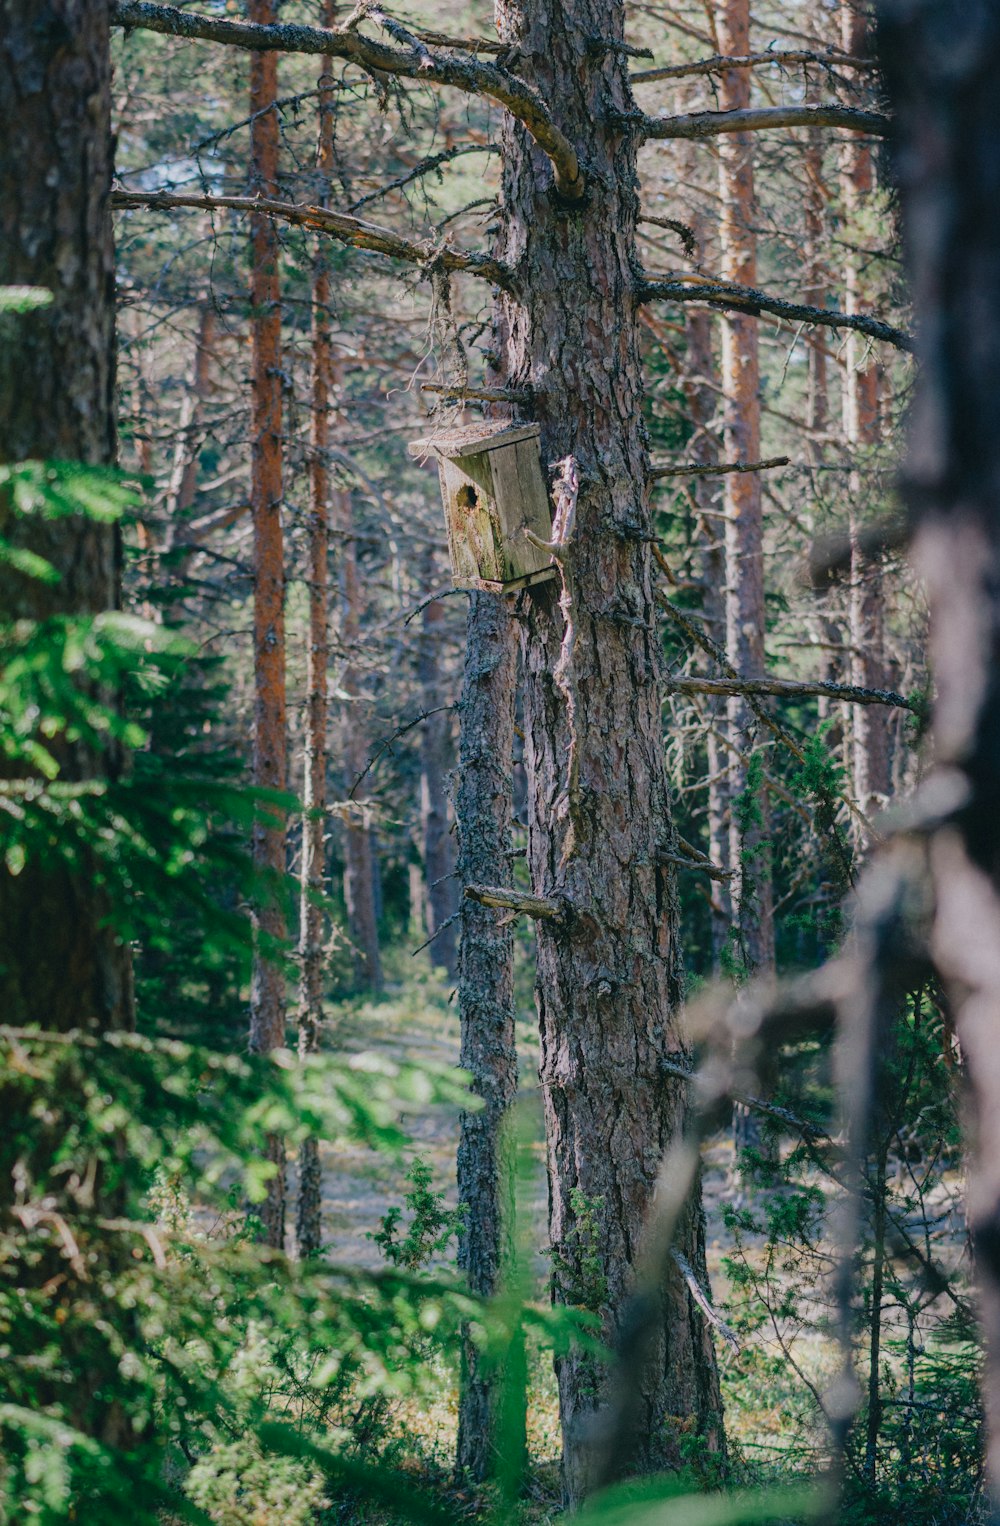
top-left (408, 422), bottom-right (558, 593)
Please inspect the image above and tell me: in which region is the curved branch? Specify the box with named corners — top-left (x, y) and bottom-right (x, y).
top-left (110, 0), bottom-right (583, 199)
top-left (643, 104), bottom-right (889, 141)
top-left (639, 276), bottom-right (913, 353)
top-left (111, 189), bottom-right (518, 293)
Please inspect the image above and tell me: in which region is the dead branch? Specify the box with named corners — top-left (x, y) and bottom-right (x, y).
top-left (631, 49), bottom-right (875, 84)
top-left (111, 189), bottom-right (518, 293)
top-left (640, 276), bottom-right (913, 354)
top-left (643, 103), bottom-right (889, 141)
top-left (666, 673), bottom-right (915, 712)
top-left (651, 454), bottom-right (789, 479)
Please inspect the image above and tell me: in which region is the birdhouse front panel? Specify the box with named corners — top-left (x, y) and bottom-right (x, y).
top-left (408, 422), bottom-right (558, 593)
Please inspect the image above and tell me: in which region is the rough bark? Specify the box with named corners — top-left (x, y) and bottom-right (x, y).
top-left (492, 0), bottom-right (723, 1499)
top-left (0, 0), bottom-right (133, 1032)
top-left (296, 29), bottom-right (335, 1261)
top-left (247, 0), bottom-right (287, 1250)
top-left (842, 0), bottom-right (891, 839)
top-left (339, 480), bottom-right (383, 993)
top-left (875, 0), bottom-right (1000, 1505)
top-left (454, 593), bottom-right (519, 1481)
top-left (418, 572), bottom-right (459, 982)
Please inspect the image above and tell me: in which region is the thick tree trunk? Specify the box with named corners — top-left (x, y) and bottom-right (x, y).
top-left (717, 0), bottom-right (774, 976)
top-left (339, 482), bottom-right (383, 994)
top-left (296, 35), bottom-right (335, 1261)
top-left (0, 0), bottom-right (133, 1031)
top-left (875, 0), bottom-right (1000, 1505)
top-left (454, 592), bottom-right (519, 1481)
top-left (418, 578), bottom-right (459, 981)
top-left (842, 1), bottom-right (891, 838)
top-left (492, 0), bottom-right (723, 1499)
top-left (247, 0), bottom-right (287, 1249)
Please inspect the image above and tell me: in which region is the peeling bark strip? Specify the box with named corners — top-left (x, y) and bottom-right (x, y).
top-left (109, 0), bottom-right (583, 198)
top-left (875, 0), bottom-right (1000, 1502)
top-left (492, 0), bottom-right (722, 1500)
top-left (247, 0), bottom-right (287, 1252)
top-left (0, 0), bottom-right (133, 1031)
top-left (455, 594), bottom-right (518, 1480)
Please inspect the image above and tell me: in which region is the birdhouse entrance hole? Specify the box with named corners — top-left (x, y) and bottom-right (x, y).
top-left (408, 421), bottom-right (558, 594)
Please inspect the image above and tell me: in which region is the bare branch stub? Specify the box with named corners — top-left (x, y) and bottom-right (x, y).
top-left (463, 883), bottom-right (567, 922)
top-left (642, 103), bottom-right (889, 141)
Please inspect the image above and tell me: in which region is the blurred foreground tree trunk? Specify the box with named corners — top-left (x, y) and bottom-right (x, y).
top-left (877, 0), bottom-right (1000, 1507)
top-left (0, 0), bottom-right (133, 1031)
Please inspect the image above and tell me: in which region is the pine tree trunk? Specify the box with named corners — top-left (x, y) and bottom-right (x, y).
top-left (418, 576), bottom-right (459, 981)
top-left (165, 301), bottom-right (216, 542)
top-left (0, 0), bottom-right (133, 1032)
top-left (842, 0), bottom-right (890, 839)
top-left (247, 0), bottom-right (287, 1249)
top-left (683, 307), bottom-right (732, 966)
top-left (455, 592), bottom-right (519, 1481)
top-left (717, 0), bottom-right (774, 978)
top-left (492, 0), bottom-right (723, 1498)
top-left (339, 481), bottom-right (383, 993)
top-left (296, 35), bottom-right (335, 1261)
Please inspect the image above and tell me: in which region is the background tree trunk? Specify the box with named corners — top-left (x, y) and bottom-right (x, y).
top-left (419, 572), bottom-right (459, 982)
top-left (339, 477), bottom-right (383, 993)
top-left (842, 0), bottom-right (890, 842)
top-left (296, 30), bottom-right (335, 1261)
top-left (0, 0), bottom-right (133, 1032)
top-left (247, 0), bottom-right (287, 1250)
top-left (455, 592), bottom-right (519, 1481)
top-left (717, 0), bottom-right (775, 978)
top-left (493, 0), bottom-right (723, 1499)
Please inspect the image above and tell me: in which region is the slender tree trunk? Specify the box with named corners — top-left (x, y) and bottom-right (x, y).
top-left (165, 301), bottom-right (216, 545)
top-left (717, 0), bottom-right (774, 977)
top-left (339, 479), bottom-right (383, 993)
top-left (418, 578), bottom-right (459, 981)
top-left (492, 0), bottom-right (722, 1499)
top-left (0, 0), bottom-right (133, 1032)
top-left (455, 593), bottom-right (519, 1481)
top-left (296, 36), bottom-right (335, 1261)
top-left (876, 0), bottom-right (1000, 1505)
top-left (842, 0), bottom-right (890, 838)
top-left (247, 0), bottom-right (287, 1249)
top-left (683, 308), bottom-right (732, 966)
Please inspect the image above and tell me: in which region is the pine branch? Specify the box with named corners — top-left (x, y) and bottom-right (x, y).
top-left (111, 189), bottom-right (518, 292)
top-left (666, 673), bottom-right (915, 712)
top-left (109, 0), bottom-right (583, 199)
top-left (639, 275), bottom-right (913, 354)
top-left (642, 103), bottom-right (889, 140)
top-left (631, 49), bottom-right (875, 84)
top-left (650, 454), bottom-right (789, 479)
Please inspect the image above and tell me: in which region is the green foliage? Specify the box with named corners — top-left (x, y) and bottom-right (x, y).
top-left (550, 1188), bottom-right (609, 1314)
top-left (370, 1157), bottom-right (465, 1271)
